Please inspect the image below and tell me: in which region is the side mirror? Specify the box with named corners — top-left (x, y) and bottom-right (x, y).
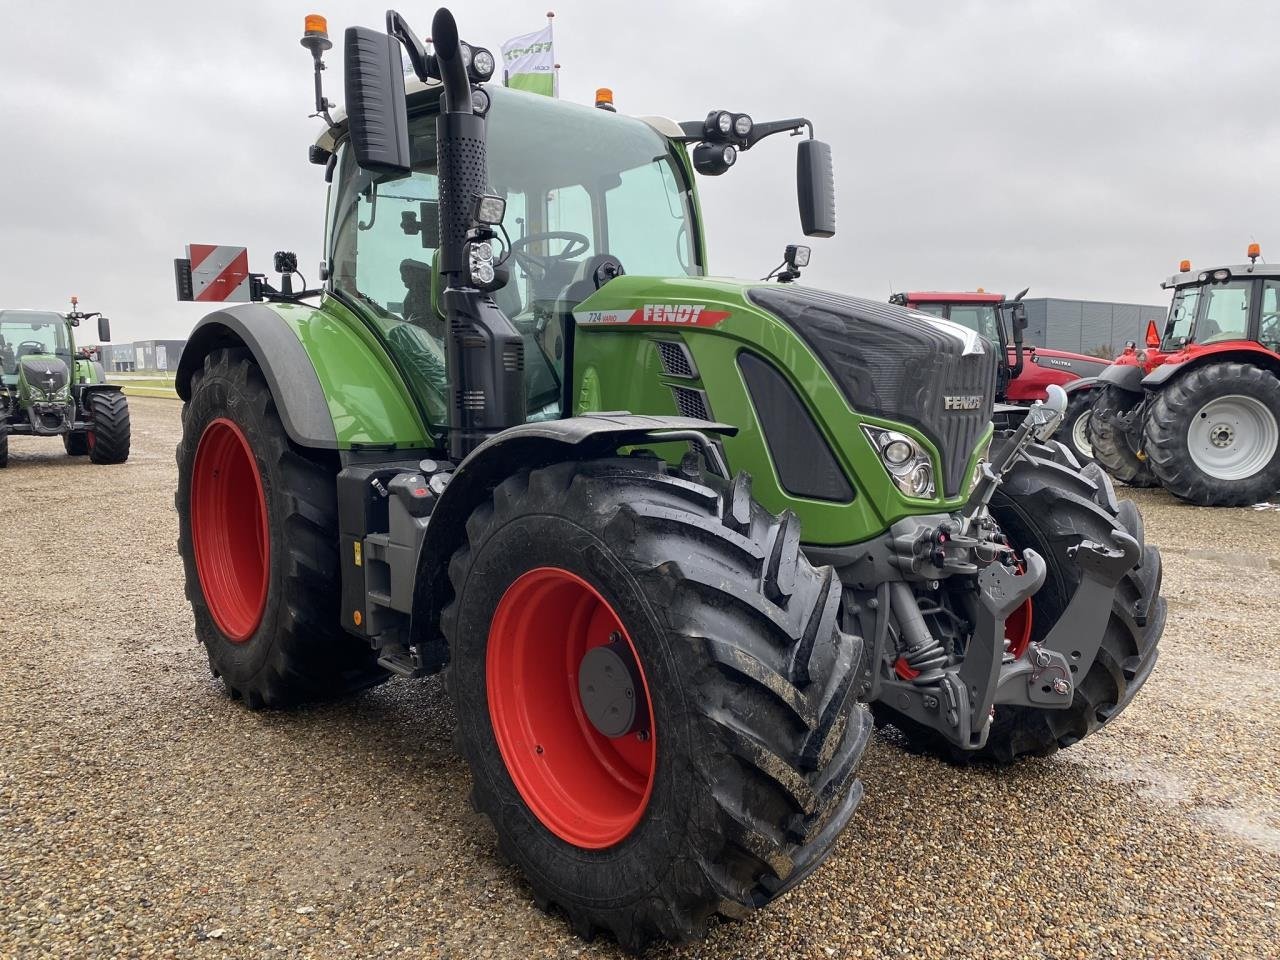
top-left (98, 316), bottom-right (111, 342)
top-left (1011, 303), bottom-right (1028, 331)
top-left (344, 27), bottom-right (411, 175)
top-left (797, 139), bottom-right (836, 238)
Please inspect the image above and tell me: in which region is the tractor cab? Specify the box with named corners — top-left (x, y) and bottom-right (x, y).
top-left (0, 310), bottom-right (73, 383)
top-left (1149, 249), bottom-right (1280, 363)
top-left (322, 83), bottom-right (708, 431)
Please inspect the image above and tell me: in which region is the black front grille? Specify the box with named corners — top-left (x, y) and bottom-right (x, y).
top-left (748, 286), bottom-right (998, 497)
top-left (20, 357), bottom-right (69, 394)
top-left (671, 385), bottom-right (711, 420)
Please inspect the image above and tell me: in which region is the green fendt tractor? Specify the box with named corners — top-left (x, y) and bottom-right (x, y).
top-left (172, 9), bottom-right (1165, 950)
top-left (0, 299), bottom-right (130, 467)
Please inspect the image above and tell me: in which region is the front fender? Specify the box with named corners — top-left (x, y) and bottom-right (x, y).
top-left (1062, 376), bottom-right (1099, 396)
top-left (413, 414), bottom-right (737, 646)
top-left (1097, 363), bottom-right (1144, 394)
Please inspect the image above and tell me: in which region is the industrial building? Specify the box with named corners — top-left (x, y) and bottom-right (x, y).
top-left (1022, 298), bottom-right (1167, 359)
top-left (97, 339), bottom-right (187, 373)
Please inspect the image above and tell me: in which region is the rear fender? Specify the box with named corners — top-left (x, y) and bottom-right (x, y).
top-left (177, 304), bottom-right (338, 448)
top-left (1141, 343), bottom-right (1280, 388)
top-left (176, 301), bottom-right (428, 451)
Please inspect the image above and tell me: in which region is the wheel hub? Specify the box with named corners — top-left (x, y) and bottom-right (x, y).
top-left (578, 636), bottom-right (646, 738)
top-left (1208, 423), bottom-right (1234, 448)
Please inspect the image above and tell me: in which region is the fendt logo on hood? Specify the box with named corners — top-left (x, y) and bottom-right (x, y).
top-left (943, 395), bottom-right (984, 411)
top-left (574, 304), bottom-right (731, 328)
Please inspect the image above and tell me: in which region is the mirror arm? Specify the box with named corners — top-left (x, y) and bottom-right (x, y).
top-left (386, 10), bottom-right (437, 83)
top-left (675, 116), bottom-right (814, 150)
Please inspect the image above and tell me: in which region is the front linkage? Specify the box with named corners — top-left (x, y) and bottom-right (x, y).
top-left (819, 388), bottom-right (1155, 757)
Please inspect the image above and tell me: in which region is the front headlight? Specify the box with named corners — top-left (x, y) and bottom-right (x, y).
top-left (969, 435), bottom-right (993, 492)
top-left (863, 426), bottom-right (936, 500)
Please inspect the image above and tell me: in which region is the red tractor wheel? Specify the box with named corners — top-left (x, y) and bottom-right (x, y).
top-left (487, 567), bottom-right (656, 849)
top-left (444, 458), bottom-right (871, 950)
top-left (190, 418), bottom-right (270, 641)
top-left (175, 348), bottom-right (385, 707)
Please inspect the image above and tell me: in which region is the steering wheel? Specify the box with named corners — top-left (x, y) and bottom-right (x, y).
top-left (16, 340), bottom-right (47, 358)
top-left (1260, 312), bottom-right (1280, 347)
top-left (510, 231), bottom-right (591, 278)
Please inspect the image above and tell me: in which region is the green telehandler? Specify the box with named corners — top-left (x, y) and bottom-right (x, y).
top-left (172, 8), bottom-right (1165, 950)
top-left (0, 298), bottom-right (130, 467)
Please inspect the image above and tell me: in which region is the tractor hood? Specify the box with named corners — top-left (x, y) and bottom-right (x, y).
top-left (19, 355), bottom-right (70, 398)
top-left (747, 286), bottom-right (998, 497)
top-left (1022, 346), bottom-right (1109, 379)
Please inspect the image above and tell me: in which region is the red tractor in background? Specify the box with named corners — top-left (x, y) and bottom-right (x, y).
top-left (1088, 245), bottom-right (1280, 505)
top-left (891, 289), bottom-right (1105, 463)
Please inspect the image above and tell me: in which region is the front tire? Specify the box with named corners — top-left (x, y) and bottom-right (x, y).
top-left (0, 432), bottom-right (7, 468)
top-left (86, 391), bottom-right (130, 464)
top-left (1144, 362), bottom-right (1280, 506)
top-left (875, 440), bottom-right (1165, 765)
top-left (64, 431), bottom-right (89, 456)
top-left (443, 459), bottom-right (871, 950)
top-left (175, 348), bottom-right (386, 708)
top-left (1089, 384), bottom-right (1157, 486)
top-left (1060, 389), bottom-right (1096, 465)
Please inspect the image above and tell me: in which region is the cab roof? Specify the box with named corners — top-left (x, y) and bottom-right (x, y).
top-left (313, 78), bottom-right (683, 152)
top-left (902, 291), bottom-right (1004, 303)
top-left (1162, 262), bottom-right (1280, 289)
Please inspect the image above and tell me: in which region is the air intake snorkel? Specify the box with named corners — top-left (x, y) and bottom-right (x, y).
top-left (428, 7), bottom-right (526, 458)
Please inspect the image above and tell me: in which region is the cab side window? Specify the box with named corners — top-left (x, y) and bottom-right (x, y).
top-left (1198, 281), bottom-right (1251, 343)
top-left (1260, 281), bottom-right (1280, 352)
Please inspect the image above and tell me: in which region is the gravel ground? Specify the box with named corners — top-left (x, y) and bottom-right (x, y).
top-left (2, 397), bottom-right (1278, 959)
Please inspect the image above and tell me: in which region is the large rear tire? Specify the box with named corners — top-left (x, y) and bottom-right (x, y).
top-left (1088, 384), bottom-right (1157, 487)
top-left (875, 439), bottom-right (1165, 765)
top-left (0, 432), bottom-right (7, 468)
top-left (63, 431), bottom-right (89, 456)
top-left (443, 458), bottom-right (871, 950)
top-left (86, 391), bottom-right (130, 464)
top-left (175, 348), bottom-right (386, 708)
top-left (1143, 362), bottom-right (1280, 506)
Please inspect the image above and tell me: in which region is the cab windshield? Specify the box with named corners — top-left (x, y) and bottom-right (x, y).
top-left (1162, 286), bottom-right (1200, 349)
top-left (327, 86), bottom-right (702, 435)
top-left (0, 311), bottom-right (70, 381)
top-left (912, 302), bottom-right (1002, 343)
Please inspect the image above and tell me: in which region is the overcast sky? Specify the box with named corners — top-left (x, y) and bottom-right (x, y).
top-left (3, 1), bottom-right (1277, 342)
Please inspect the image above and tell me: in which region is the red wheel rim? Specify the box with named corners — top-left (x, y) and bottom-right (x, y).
top-left (190, 418), bottom-right (270, 643)
top-left (86, 430), bottom-right (96, 451)
top-left (487, 567), bottom-right (657, 849)
top-left (1005, 598), bottom-right (1033, 660)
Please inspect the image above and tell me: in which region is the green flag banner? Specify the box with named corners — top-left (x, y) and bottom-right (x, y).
top-left (501, 24), bottom-right (555, 97)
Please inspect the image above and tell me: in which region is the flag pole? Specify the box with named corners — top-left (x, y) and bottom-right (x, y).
top-left (546, 11), bottom-right (557, 97)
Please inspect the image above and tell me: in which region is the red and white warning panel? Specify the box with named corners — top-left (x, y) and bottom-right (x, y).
top-left (175, 244), bottom-right (251, 302)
